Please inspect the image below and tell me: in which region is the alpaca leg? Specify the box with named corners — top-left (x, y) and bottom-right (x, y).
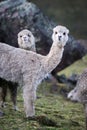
top-left (0, 110), bottom-right (4, 117)
top-left (84, 104), bottom-right (87, 130)
top-left (9, 84), bottom-right (19, 111)
top-left (86, 116), bottom-right (87, 130)
top-left (0, 87), bottom-right (3, 108)
top-left (23, 86), bottom-right (36, 117)
top-left (1, 86), bottom-right (7, 108)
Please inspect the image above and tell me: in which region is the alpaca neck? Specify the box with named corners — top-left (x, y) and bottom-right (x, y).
top-left (44, 42), bottom-right (64, 74)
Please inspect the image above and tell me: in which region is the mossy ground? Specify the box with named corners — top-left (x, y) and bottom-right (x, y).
top-left (0, 83), bottom-right (85, 130)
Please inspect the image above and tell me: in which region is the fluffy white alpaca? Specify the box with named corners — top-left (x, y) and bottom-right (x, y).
top-left (0, 29), bottom-right (36, 111)
top-left (0, 25), bottom-right (69, 117)
top-left (18, 29), bottom-right (36, 52)
top-left (68, 69), bottom-right (87, 103)
top-left (68, 69), bottom-right (87, 130)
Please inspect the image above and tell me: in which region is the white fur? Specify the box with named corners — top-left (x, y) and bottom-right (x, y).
top-left (18, 29), bottom-right (36, 52)
top-left (0, 29), bottom-right (36, 111)
top-left (68, 69), bottom-right (87, 103)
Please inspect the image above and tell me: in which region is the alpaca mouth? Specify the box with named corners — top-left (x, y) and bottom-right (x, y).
top-left (23, 39), bottom-right (31, 43)
top-left (58, 36), bottom-right (62, 41)
top-left (58, 41), bottom-right (62, 46)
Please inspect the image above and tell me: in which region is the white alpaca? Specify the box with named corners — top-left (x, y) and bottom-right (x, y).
top-left (18, 29), bottom-right (36, 52)
top-left (0, 25), bottom-right (69, 117)
top-left (68, 69), bottom-right (87, 130)
top-left (0, 29), bottom-right (36, 110)
top-left (68, 69), bottom-right (87, 103)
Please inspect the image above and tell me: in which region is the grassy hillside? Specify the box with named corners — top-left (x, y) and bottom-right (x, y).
top-left (58, 55), bottom-right (87, 77)
top-left (0, 86), bottom-right (85, 130)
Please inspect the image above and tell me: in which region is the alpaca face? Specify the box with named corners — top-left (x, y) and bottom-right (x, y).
top-left (68, 86), bottom-right (87, 103)
top-left (68, 70), bottom-right (87, 103)
top-left (18, 29), bottom-right (35, 49)
top-left (68, 87), bottom-right (81, 102)
top-left (52, 25), bottom-right (69, 47)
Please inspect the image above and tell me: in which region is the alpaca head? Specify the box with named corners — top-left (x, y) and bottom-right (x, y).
top-left (68, 82), bottom-right (87, 103)
top-left (18, 29), bottom-right (35, 49)
top-left (68, 70), bottom-right (87, 103)
top-left (68, 86), bottom-right (81, 102)
top-left (68, 80), bottom-right (87, 103)
top-left (52, 25), bottom-right (69, 47)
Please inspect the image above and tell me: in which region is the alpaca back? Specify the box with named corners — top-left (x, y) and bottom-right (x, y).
top-left (0, 43), bottom-right (22, 83)
top-left (0, 42), bottom-right (45, 84)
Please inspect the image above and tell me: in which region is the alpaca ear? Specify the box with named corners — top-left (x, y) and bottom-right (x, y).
top-left (67, 29), bottom-right (69, 34)
top-left (53, 27), bottom-right (56, 32)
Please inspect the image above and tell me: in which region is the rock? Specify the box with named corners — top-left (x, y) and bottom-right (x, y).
top-left (77, 39), bottom-right (87, 49)
top-left (0, 0), bottom-right (87, 74)
top-left (57, 73), bottom-right (78, 87)
top-left (0, 0), bottom-right (55, 53)
top-left (57, 74), bottom-right (67, 83)
top-left (67, 74), bottom-right (78, 85)
top-left (56, 74), bottom-right (79, 96)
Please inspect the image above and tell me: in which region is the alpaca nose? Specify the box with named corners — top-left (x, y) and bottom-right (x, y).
top-left (68, 94), bottom-right (73, 99)
top-left (70, 95), bottom-right (73, 99)
top-left (58, 36), bottom-right (62, 41)
top-left (23, 35), bottom-right (28, 41)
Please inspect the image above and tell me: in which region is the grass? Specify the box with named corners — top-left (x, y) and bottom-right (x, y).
top-left (58, 55), bottom-right (87, 77)
top-left (0, 85), bottom-right (85, 130)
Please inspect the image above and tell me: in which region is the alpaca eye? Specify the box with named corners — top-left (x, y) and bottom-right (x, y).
top-left (55, 32), bottom-right (58, 34)
top-left (74, 89), bottom-right (77, 93)
top-left (28, 34), bottom-right (31, 37)
top-left (20, 35), bottom-right (22, 38)
top-left (63, 32), bottom-right (66, 35)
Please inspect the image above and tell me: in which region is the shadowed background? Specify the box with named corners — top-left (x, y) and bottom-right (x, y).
top-left (31, 0), bottom-right (87, 39)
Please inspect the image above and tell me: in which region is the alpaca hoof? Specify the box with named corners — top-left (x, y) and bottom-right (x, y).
top-left (26, 116), bottom-right (36, 120)
top-left (13, 106), bottom-right (19, 111)
top-left (0, 110), bottom-right (5, 117)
